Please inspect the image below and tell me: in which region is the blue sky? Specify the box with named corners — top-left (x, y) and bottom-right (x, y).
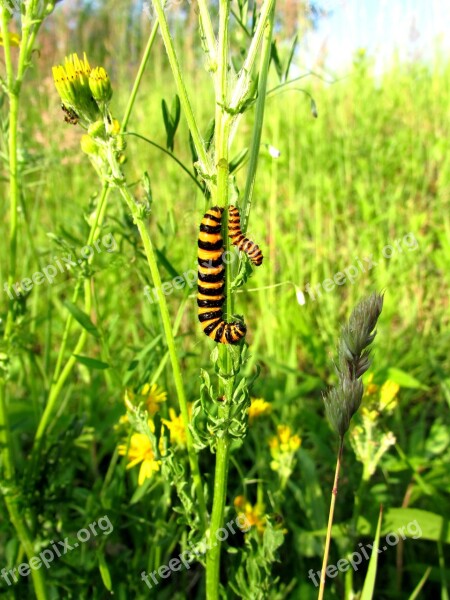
top-left (300, 0), bottom-right (450, 73)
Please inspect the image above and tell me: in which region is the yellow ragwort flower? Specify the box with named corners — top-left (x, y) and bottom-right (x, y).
top-left (379, 380), bottom-right (400, 413)
top-left (125, 383), bottom-right (167, 416)
top-left (162, 407), bottom-right (189, 447)
top-left (118, 432), bottom-right (161, 485)
top-left (142, 383), bottom-right (167, 415)
top-left (269, 425), bottom-right (301, 454)
top-left (89, 66), bottom-right (113, 104)
top-left (234, 496), bottom-right (266, 533)
top-left (248, 398), bottom-right (272, 424)
top-left (52, 52), bottom-right (103, 125)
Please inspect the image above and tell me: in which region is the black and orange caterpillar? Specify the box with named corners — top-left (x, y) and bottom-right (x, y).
top-left (197, 206), bottom-right (247, 344)
top-left (228, 205), bottom-right (263, 266)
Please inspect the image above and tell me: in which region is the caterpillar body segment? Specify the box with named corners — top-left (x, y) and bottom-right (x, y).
top-left (228, 205), bottom-right (263, 266)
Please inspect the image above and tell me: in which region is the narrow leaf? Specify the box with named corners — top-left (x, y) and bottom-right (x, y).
top-left (284, 34), bottom-right (298, 81)
top-left (74, 355), bottom-right (109, 370)
top-left (64, 301), bottom-right (99, 338)
top-left (229, 148), bottom-right (248, 173)
top-left (408, 567), bottom-right (432, 600)
top-left (271, 41), bottom-right (283, 81)
top-left (360, 506), bottom-right (383, 600)
top-left (98, 553), bottom-right (112, 591)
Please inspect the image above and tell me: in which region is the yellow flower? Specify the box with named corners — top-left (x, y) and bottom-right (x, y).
top-left (52, 53), bottom-right (103, 125)
top-left (361, 377), bottom-right (400, 421)
top-left (126, 383), bottom-right (167, 416)
top-left (379, 380), bottom-right (399, 413)
top-left (89, 66), bottom-right (113, 104)
top-left (364, 373), bottom-right (379, 396)
top-left (269, 425), bottom-right (301, 454)
top-left (142, 383), bottom-right (167, 415)
top-left (0, 33), bottom-right (20, 47)
top-left (269, 425), bottom-right (301, 485)
top-left (162, 407), bottom-right (189, 447)
top-left (233, 496), bottom-right (266, 533)
top-left (248, 398), bottom-right (272, 424)
top-left (118, 432), bottom-right (161, 485)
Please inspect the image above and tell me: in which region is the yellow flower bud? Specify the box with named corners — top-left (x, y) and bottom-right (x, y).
top-left (89, 67), bottom-right (113, 104)
top-left (80, 135), bottom-right (99, 155)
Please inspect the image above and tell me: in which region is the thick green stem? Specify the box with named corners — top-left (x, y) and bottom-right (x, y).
top-left (116, 182), bottom-right (207, 532)
top-left (205, 2), bottom-right (234, 598)
top-left (206, 433), bottom-right (231, 600)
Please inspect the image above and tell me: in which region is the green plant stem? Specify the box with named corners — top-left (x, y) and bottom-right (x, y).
top-left (241, 2), bottom-right (275, 232)
top-left (318, 437), bottom-right (344, 600)
top-left (121, 17), bottom-right (159, 132)
top-left (115, 181), bottom-right (207, 533)
top-left (150, 0), bottom-right (214, 180)
top-left (206, 432), bottom-right (231, 600)
top-left (196, 0), bottom-right (217, 75)
top-left (0, 7), bottom-right (52, 599)
top-left (228, 0), bottom-right (276, 145)
top-left (33, 16), bottom-right (159, 447)
top-left (205, 2), bottom-right (234, 598)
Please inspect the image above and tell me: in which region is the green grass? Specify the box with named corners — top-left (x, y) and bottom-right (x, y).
top-left (0, 7), bottom-right (449, 599)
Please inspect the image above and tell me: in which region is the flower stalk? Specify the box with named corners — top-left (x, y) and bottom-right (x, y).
top-left (319, 292), bottom-right (384, 600)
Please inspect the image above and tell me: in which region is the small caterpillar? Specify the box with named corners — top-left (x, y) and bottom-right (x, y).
top-left (228, 205), bottom-right (263, 266)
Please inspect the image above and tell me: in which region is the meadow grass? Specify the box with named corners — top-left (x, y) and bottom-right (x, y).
top-left (0, 3), bottom-right (449, 598)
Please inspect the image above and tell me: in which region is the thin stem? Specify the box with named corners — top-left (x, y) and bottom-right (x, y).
top-left (150, 0), bottom-right (214, 179)
top-left (0, 7), bottom-right (49, 599)
top-left (126, 132), bottom-right (203, 192)
top-left (318, 437), bottom-right (345, 600)
top-left (229, 0), bottom-right (275, 111)
top-left (241, 2), bottom-right (275, 232)
top-left (121, 18), bottom-right (159, 132)
top-left (33, 17), bottom-right (159, 446)
top-left (116, 181), bottom-right (207, 533)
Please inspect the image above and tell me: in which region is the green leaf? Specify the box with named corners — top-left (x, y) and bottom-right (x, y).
top-left (204, 118), bottom-right (215, 152)
top-left (271, 41), bottom-right (283, 81)
top-left (230, 148), bottom-right (248, 173)
top-left (64, 301), bottom-right (99, 338)
top-left (408, 567), bottom-right (432, 600)
top-left (386, 367), bottom-right (429, 390)
top-left (73, 355), bottom-right (109, 370)
top-left (171, 94), bottom-right (181, 134)
top-left (382, 508), bottom-right (450, 544)
top-left (360, 506), bottom-right (383, 600)
top-left (98, 552), bottom-right (112, 591)
top-left (284, 34), bottom-right (298, 81)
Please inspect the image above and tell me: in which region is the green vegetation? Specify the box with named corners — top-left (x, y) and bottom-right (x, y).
top-left (0, 1), bottom-right (449, 599)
